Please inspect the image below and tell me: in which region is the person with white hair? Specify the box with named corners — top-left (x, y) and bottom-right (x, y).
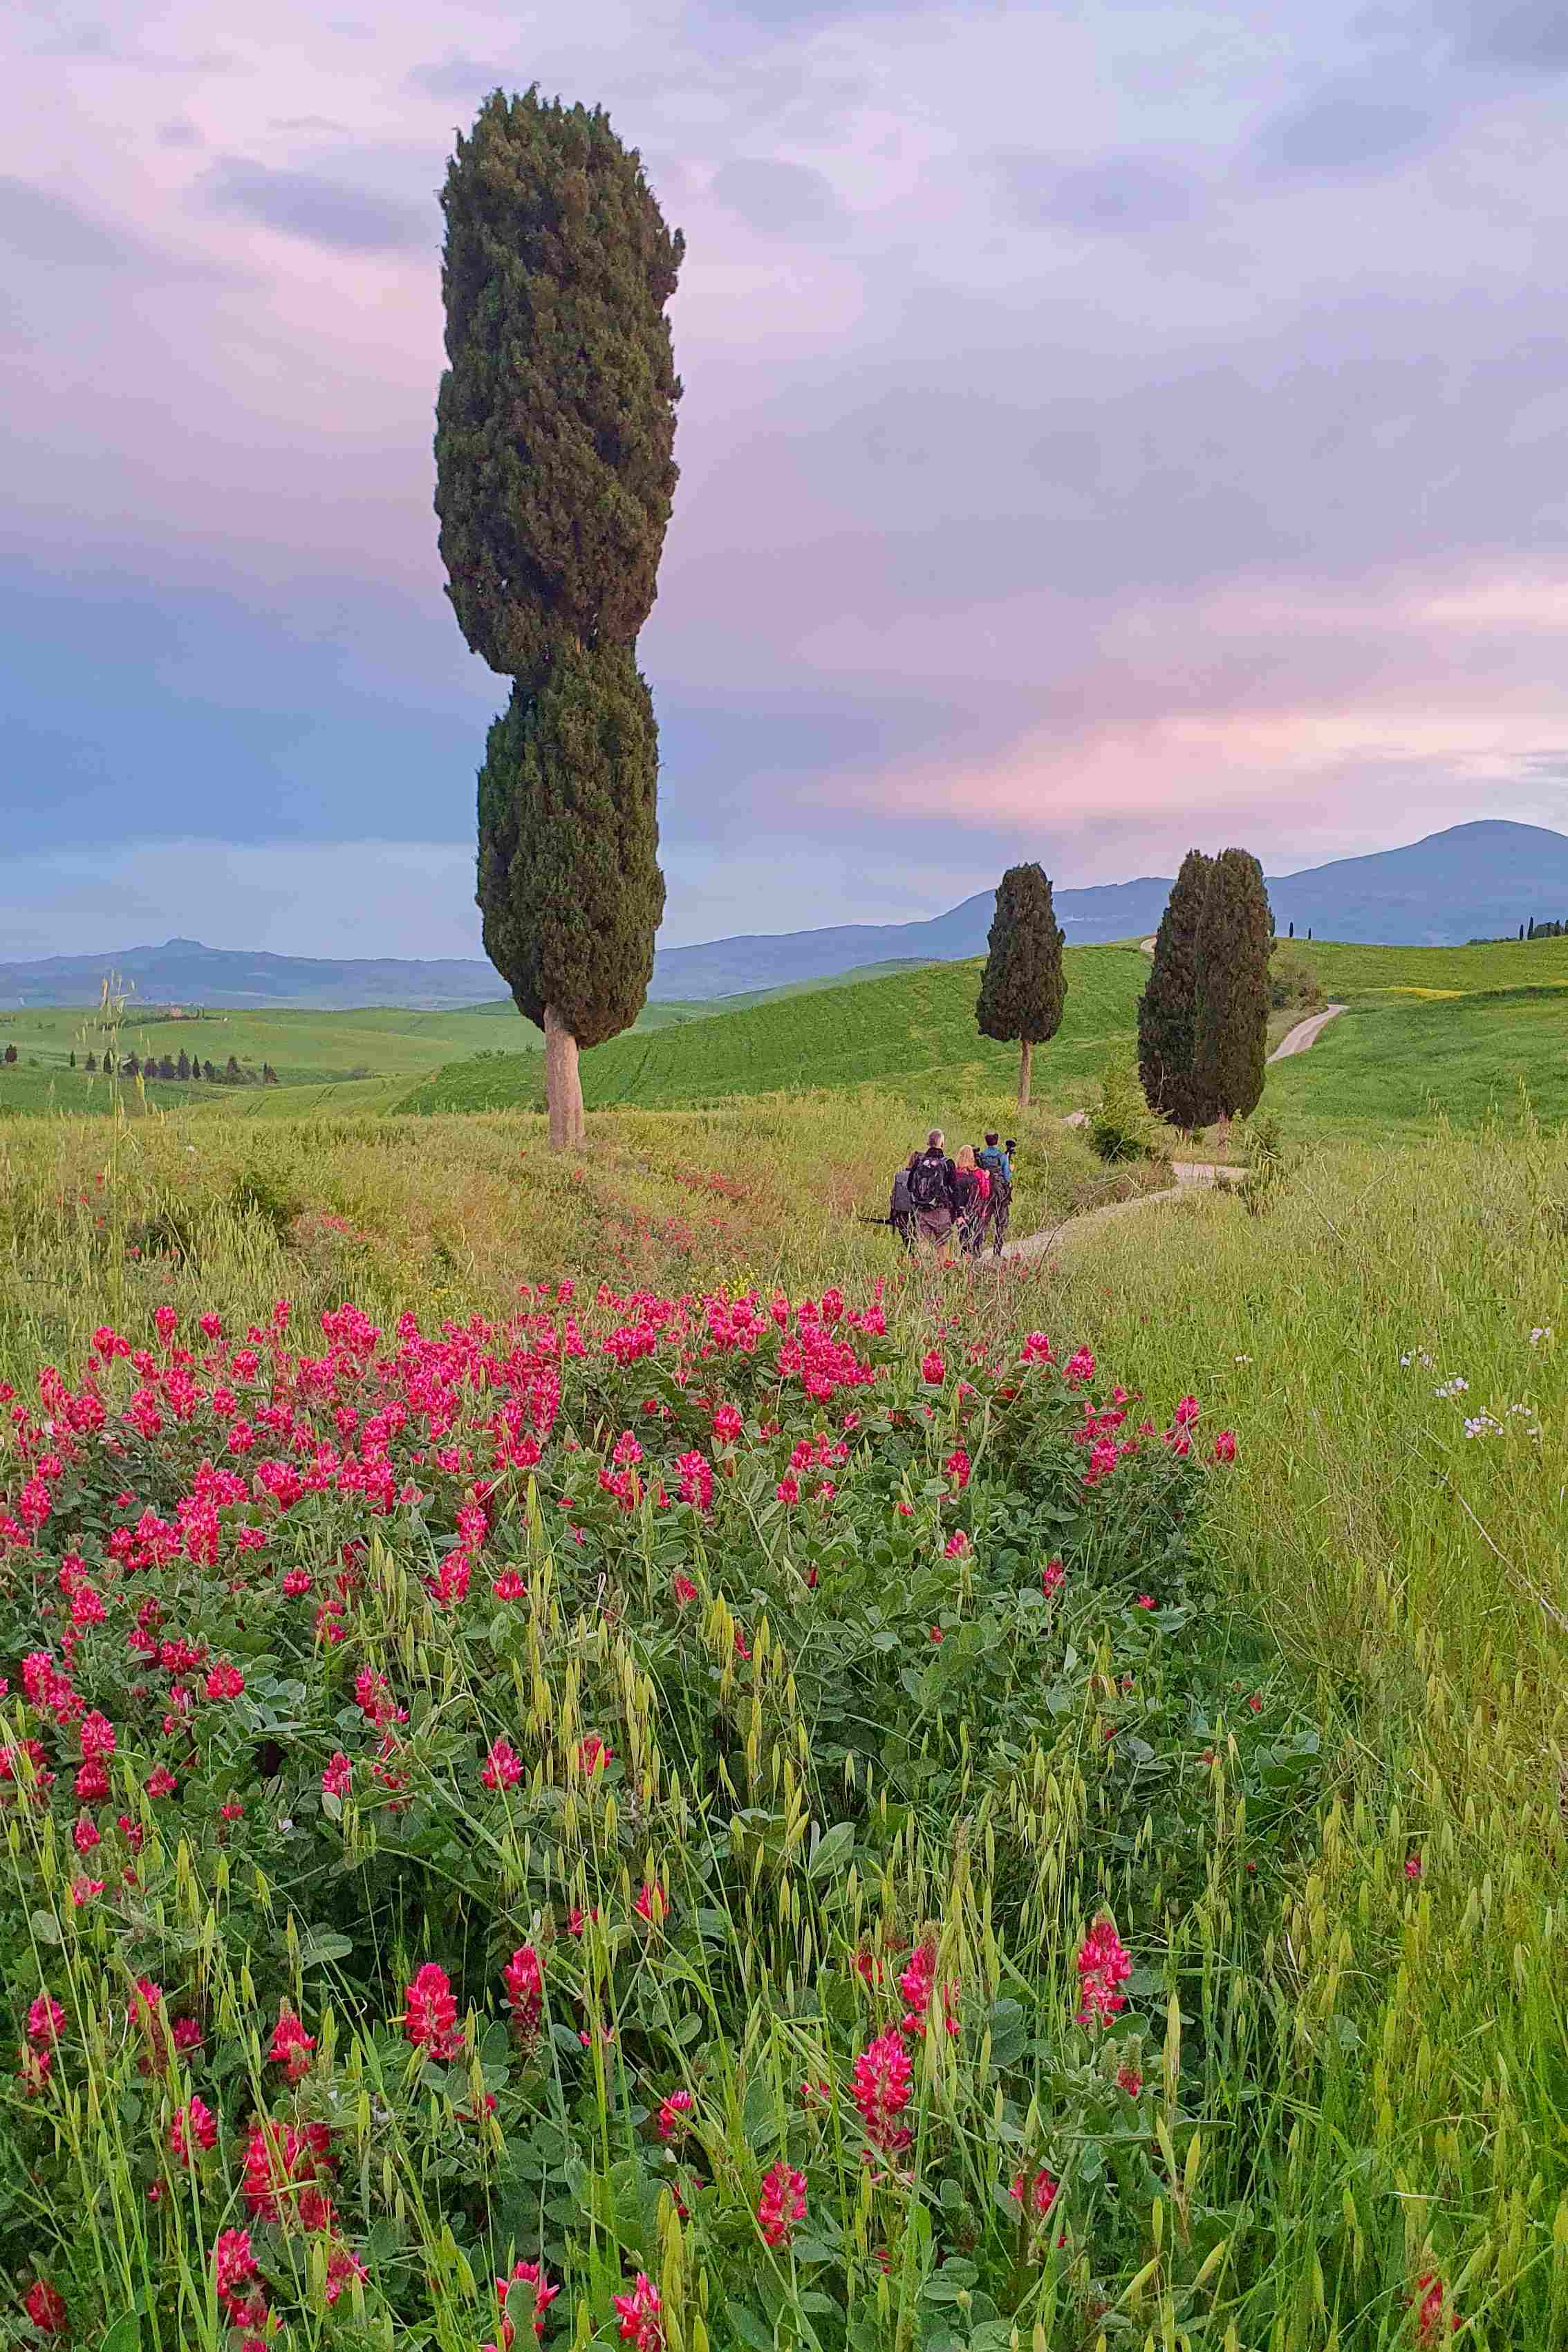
top-left (906, 1127), bottom-right (959, 1247)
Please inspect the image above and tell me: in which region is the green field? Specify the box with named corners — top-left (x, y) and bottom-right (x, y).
top-left (402, 948), bottom-right (1153, 1115)
top-left (400, 932), bottom-right (1568, 1138)
top-left (0, 1085), bottom-right (1562, 2348)
top-left (0, 962), bottom-right (958, 1121)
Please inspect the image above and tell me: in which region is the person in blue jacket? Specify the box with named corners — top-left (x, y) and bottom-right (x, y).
top-left (976, 1132), bottom-right (1014, 1256)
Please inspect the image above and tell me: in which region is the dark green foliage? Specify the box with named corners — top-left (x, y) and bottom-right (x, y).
top-left (477, 647), bottom-right (664, 1045)
top-left (1193, 848), bottom-right (1273, 1121)
top-left (1137, 850), bottom-right (1213, 1128)
top-left (436, 85), bottom-right (680, 1088)
top-left (976, 864), bottom-right (1066, 1047)
top-left (177, 1049), bottom-right (191, 1080)
top-left (231, 1164), bottom-right (301, 1242)
top-left (1, 1045), bottom-right (15, 1066)
top-left (435, 86), bottom-right (683, 689)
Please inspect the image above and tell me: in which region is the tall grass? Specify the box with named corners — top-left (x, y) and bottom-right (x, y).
top-left (0, 1101), bottom-right (1563, 2343)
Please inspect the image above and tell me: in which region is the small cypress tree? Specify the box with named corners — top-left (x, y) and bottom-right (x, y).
top-left (158, 1055), bottom-right (176, 1081)
top-left (176, 1049), bottom-right (191, 1080)
top-left (124, 1052), bottom-right (141, 1078)
top-left (976, 863), bottom-right (1067, 1108)
top-left (1528, 916), bottom-right (1536, 940)
top-left (1137, 849), bottom-right (1213, 1129)
top-left (263, 1062), bottom-right (279, 1085)
top-left (1, 1044), bottom-right (14, 1066)
top-left (85, 1052), bottom-right (97, 1074)
top-left (1191, 848), bottom-right (1273, 1122)
top-left (225, 1055), bottom-right (241, 1083)
top-left (1287, 920), bottom-right (1294, 940)
top-left (68, 1049), bottom-right (76, 1069)
top-left (203, 1060), bottom-right (216, 1083)
top-left (436, 86), bottom-right (682, 1148)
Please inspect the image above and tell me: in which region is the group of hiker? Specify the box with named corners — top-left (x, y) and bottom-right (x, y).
top-left (887, 1128), bottom-right (1014, 1258)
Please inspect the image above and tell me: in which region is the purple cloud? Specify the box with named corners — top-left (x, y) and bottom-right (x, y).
top-left (198, 157), bottom-right (431, 254)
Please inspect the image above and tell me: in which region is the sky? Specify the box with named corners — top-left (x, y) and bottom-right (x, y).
top-left (5, 0), bottom-right (1568, 958)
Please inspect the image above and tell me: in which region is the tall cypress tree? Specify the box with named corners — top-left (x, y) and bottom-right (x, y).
top-left (975, 863), bottom-right (1067, 1108)
top-left (1191, 848), bottom-right (1273, 1122)
top-left (1137, 849), bottom-right (1213, 1128)
top-left (435, 86), bottom-right (682, 1147)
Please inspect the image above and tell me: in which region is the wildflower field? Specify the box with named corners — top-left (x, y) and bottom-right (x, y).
top-left (0, 1102), bottom-right (1564, 2351)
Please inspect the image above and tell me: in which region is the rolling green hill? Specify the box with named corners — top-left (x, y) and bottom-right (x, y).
top-left (1296, 933), bottom-right (1568, 1000)
top-left (400, 948), bottom-right (1152, 1115)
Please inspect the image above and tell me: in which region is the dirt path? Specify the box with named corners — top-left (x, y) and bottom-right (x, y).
top-left (1000, 1159), bottom-right (1240, 1264)
top-left (1269, 1001), bottom-right (1347, 1062)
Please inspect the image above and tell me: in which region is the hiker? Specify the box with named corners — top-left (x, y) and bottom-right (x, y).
top-left (888, 1152), bottom-right (918, 1250)
top-left (976, 1131), bottom-right (1014, 1256)
top-left (953, 1144), bottom-right (988, 1257)
top-left (908, 1128), bottom-right (959, 1248)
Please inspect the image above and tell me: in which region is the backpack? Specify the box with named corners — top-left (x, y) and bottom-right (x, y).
top-left (908, 1153), bottom-right (948, 1213)
top-left (973, 1168), bottom-right (991, 1202)
top-left (977, 1146), bottom-right (1010, 1198)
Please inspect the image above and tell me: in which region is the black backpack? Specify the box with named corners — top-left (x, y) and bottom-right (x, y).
top-left (908, 1152), bottom-right (948, 1212)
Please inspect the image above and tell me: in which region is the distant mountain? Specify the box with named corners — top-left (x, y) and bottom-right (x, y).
top-left (650, 821), bottom-right (1568, 1000)
top-left (4, 823), bottom-right (1565, 1011)
top-left (0, 937), bottom-right (501, 1012)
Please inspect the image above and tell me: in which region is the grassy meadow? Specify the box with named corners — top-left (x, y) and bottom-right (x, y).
top-left (0, 935), bottom-right (1565, 2351)
top-left (0, 1041), bottom-right (1565, 2347)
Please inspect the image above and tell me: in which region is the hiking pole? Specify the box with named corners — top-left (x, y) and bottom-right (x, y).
top-left (857, 1215), bottom-right (895, 1226)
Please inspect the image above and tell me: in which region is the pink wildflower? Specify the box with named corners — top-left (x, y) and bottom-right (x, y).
top-left (1075, 1915), bottom-right (1132, 2027)
top-left (757, 2160), bottom-right (807, 2250)
top-left (492, 2257), bottom-right (559, 2346)
top-left (503, 1945), bottom-right (543, 2035)
top-left (321, 1752), bottom-right (352, 1799)
top-left (1009, 2165), bottom-right (1058, 2218)
top-left (268, 2010), bottom-right (315, 2082)
top-left (852, 2028), bottom-right (913, 2154)
top-left (482, 1739), bottom-right (523, 1791)
top-left (402, 1963), bottom-right (462, 2060)
top-left (611, 2272), bottom-right (663, 2350)
top-left (655, 2089), bottom-right (692, 2141)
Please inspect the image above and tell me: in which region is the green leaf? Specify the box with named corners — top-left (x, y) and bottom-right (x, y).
top-left (29, 1909), bottom-right (62, 1948)
top-left (299, 1930), bottom-right (354, 1967)
top-left (808, 1820), bottom-right (855, 1880)
top-left (726, 2304), bottom-right (776, 2350)
top-left (100, 2316), bottom-right (142, 2352)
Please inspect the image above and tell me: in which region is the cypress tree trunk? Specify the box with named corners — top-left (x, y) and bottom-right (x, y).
top-left (543, 1008), bottom-right (584, 1149)
top-left (1018, 1038), bottom-right (1032, 1109)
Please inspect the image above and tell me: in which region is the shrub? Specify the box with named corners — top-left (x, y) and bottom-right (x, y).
top-left (1089, 1058), bottom-right (1167, 1164)
top-left (1236, 1112), bottom-right (1296, 1216)
top-left (230, 1164), bottom-right (302, 1243)
top-left (1267, 946), bottom-right (1324, 1012)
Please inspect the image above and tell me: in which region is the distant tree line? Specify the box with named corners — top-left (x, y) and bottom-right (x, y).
top-left (1468, 920), bottom-right (1568, 944)
top-left (80, 1052), bottom-right (278, 1083)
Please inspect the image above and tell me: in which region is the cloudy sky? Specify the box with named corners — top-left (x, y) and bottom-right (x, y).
top-left (6, 0), bottom-right (1568, 958)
